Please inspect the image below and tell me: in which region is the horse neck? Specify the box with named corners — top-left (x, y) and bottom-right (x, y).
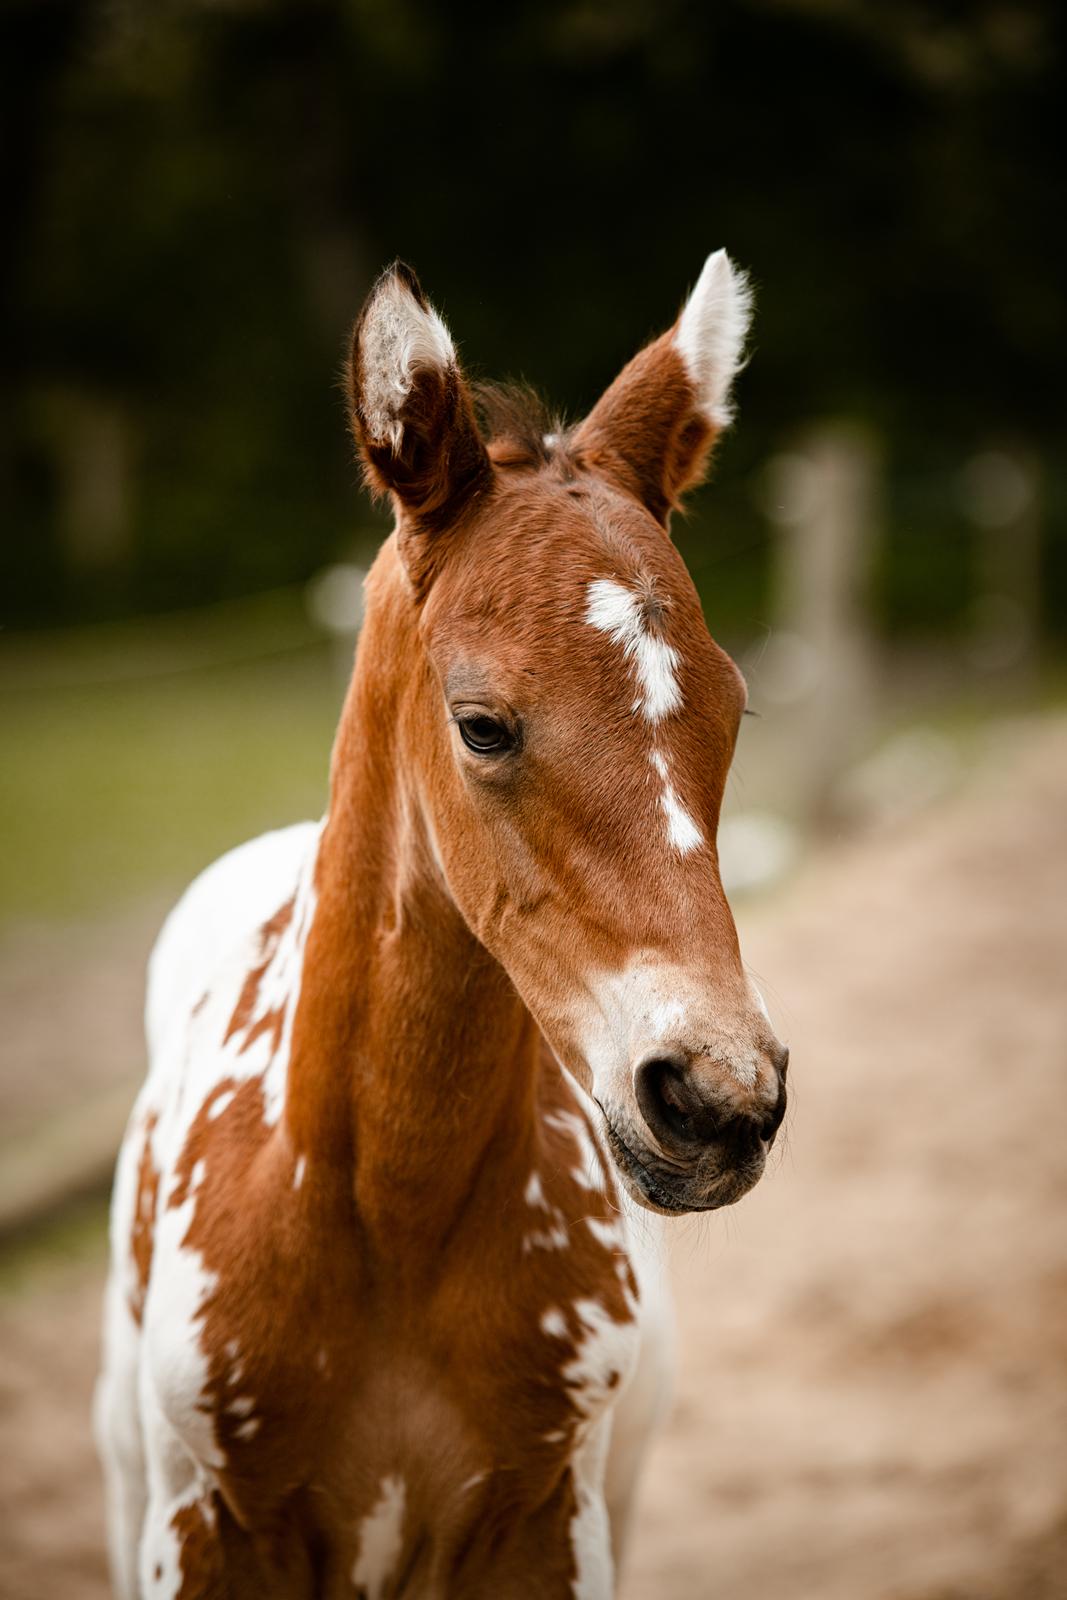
top-left (284, 547), bottom-right (541, 1250)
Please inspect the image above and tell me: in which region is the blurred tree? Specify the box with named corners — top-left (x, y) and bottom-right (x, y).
top-left (2, 0), bottom-right (1064, 634)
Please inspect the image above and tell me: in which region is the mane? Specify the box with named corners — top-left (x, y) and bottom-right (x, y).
top-left (473, 381), bottom-right (569, 469)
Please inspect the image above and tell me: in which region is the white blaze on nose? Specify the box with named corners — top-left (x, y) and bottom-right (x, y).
top-left (585, 579), bottom-right (682, 722)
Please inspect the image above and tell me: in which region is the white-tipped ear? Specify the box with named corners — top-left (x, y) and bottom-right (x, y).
top-left (357, 266), bottom-right (457, 451)
top-left (673, 249), bottom-right (754, 429)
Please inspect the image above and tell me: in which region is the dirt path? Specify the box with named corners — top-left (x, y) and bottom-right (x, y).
top-left (2, 714), bottom-right (1065, 1599)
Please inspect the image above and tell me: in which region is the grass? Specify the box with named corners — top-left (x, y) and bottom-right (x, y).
top-left (0, 1191), bottom-right (109, 1298)
top-left (0, 591), bottom-right (342, 928)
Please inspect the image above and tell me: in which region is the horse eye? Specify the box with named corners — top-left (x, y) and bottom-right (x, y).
top-left (458, 715), bottom-right (513, 755)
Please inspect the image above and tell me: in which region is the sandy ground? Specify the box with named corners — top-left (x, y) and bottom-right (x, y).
top-left (1, 713), bottom-right (1065, 1599)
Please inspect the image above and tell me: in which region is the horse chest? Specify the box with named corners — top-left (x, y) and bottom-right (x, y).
top-left (142, 1132), bottom-right (640, 1592)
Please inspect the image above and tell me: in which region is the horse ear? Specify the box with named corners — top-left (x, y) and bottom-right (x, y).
top-left (346, 263), bottom-right (490, 590)
top-left (572, 250), bottom-right (753, 524)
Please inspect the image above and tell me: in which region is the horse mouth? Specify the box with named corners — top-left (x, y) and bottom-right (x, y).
top-left (600, 1117), bottom-right (730, 1216)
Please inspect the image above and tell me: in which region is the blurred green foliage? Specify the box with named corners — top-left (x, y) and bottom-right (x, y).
top-left (3, 0), bottom-right (1064, 633)
top-left (0, 592), bottom-right (338, 922)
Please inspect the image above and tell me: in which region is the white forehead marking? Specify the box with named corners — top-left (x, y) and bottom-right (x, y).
top-left (585, 579), bottom-right (682, 723)
top-left (586, 579), bottom-right (704, 857)
top-left (351, 1475), bottom-right (406, 1600)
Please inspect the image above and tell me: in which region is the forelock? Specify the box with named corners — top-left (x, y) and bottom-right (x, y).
top-left (474, 382), bottom-right (574, 472)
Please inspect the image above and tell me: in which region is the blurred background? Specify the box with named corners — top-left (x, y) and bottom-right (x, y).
top-left (1, 2), bottom-right (1065, 1596)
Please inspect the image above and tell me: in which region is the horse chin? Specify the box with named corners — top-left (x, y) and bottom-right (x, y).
top-left (603, 1117), bottom-right (765, 1216)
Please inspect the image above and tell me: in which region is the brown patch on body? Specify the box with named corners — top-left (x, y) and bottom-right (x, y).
top-left (128, 1111), bottom-right (159, 1326)
top-left (223, 896), bottom-right (294, 1051)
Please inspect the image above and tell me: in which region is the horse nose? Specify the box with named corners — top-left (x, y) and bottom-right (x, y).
top-left (634, 1048), bottom-right (787, 1157)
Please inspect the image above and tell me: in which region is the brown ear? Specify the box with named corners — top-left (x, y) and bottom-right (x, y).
top-left (346, 263), bottom-right (490, 591)
top-left (572, 250), bottom-right (753, 525)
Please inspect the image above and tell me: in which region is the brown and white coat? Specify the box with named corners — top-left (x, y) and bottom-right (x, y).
top-left (96, 251), bottom-right (787, 1598)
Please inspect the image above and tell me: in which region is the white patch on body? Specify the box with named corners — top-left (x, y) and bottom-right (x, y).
top-left (524, 1170), bottom-right (547, 1209)
top-left (207, 1088), bottom-right (235, 1121)
top-left (585, 1216), bottom-right (627, 1254)
top-left (565, 1299), bottom-right (641, 1417)
top-left (293, 1153), bottom-right (306, 1190)
top-left (585, 579), bottom-right (682, 723)
top-left (545, 1109), bottom-right (607, 1193)
top-left (359, 273), bottom-right (455, 451)
top-left (569, 1419), bottom-right (615, 1600)
top-left (143, 1189), bottom-right (222, 1474)
top-left (541, 1307), bottom-right (568, 1340)
top-left (673, 248), bottom-right (754, 428)
top-left (97, 822), bottom-right (322, 1595)
top-left (351, 1475), bottom-right (407, 1600)
top-left (524, 1221), bottom-right (570, 1253)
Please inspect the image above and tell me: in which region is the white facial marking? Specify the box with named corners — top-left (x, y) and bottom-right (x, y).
top-left (360, 275), bottom-right (455, 451)
top-left (351, 1475), bottom-right (406, 1600)
top-left (579, 954), bottom-right (769, 1103)
top-left (659, 780), bottom-right (704, 855)
top-left (586, 580), bottom-right (705, 857)
top-left (674, 248), bottom-right (754, 428)
top-left (585, 579), bottom-right (682, 723)
top-left (650, 748), bottom-right (704, 855)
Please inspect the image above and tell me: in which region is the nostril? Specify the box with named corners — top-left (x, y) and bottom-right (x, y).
top-left (635, 1057), bottom-right (713, 1148)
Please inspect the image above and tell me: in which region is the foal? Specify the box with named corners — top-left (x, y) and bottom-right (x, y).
top-left (96, 252), bottom-right (788, 1598)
